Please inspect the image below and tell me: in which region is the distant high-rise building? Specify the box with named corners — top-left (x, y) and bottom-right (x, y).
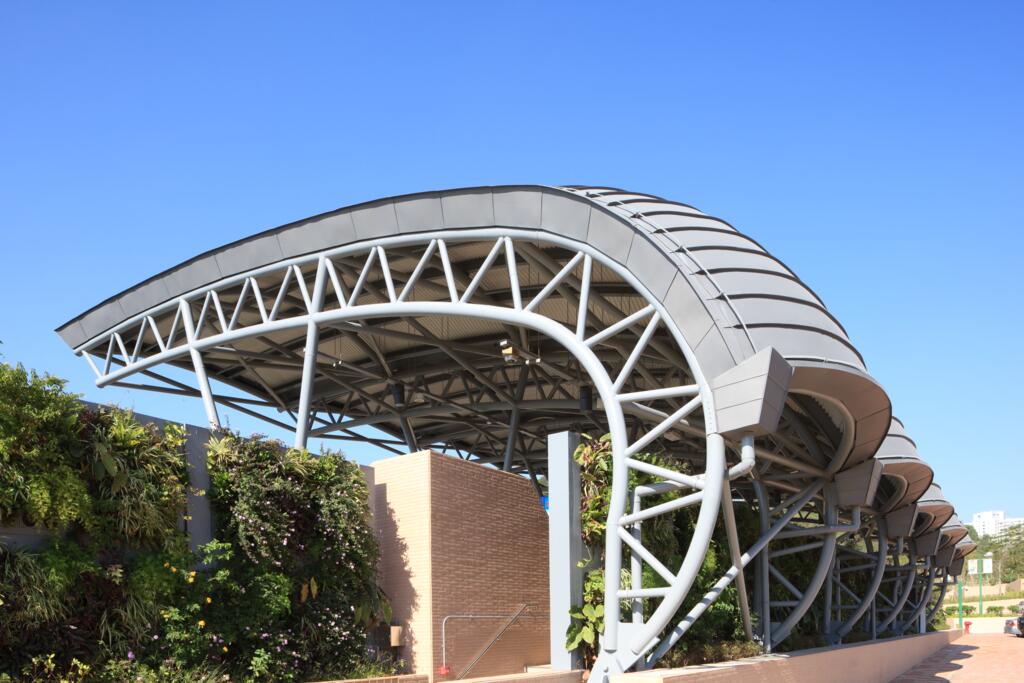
top-left (972, 510), bottom-right (1024, 537)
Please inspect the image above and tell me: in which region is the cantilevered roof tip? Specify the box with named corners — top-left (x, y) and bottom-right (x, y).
top-left (915, 484), bottom-right (956, 536)
top-left (872, 417), bottom-right (933, 513)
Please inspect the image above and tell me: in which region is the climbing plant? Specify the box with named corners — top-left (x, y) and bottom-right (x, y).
top-left (0, 363), bottom-right (393, 682)
top-left (565, 433), bottom-right (762, 668)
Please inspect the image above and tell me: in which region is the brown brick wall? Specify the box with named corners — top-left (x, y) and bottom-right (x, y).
top-left (369, 452), bottom-right (550, 682)
top-left (430, 455), bottom-right (550, 680)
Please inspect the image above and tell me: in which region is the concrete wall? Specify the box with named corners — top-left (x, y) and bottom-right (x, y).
top-left (369, 452), bottom-right (550, 681)
top-left (613, 630), bottom-right (962, 683)
top-left (962, 577), bottom-right (1024, 598)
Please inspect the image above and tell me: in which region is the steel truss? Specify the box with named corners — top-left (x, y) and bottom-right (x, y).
top-left (71, 228), bottom-right (951, 679)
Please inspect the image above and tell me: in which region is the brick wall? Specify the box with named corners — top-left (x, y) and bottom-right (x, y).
top-left (369, 453), bottom-right (435, 677)
top-left (369, 452), bottom-right (550, 681)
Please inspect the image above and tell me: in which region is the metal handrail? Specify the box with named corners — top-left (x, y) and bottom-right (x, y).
top-left (453, 604), bottom-right (530, 680)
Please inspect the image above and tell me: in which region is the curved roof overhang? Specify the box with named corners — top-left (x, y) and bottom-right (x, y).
top-left (872, 418), bottom-right (933, 513)
top-left (914, 484), bottom-right (956, 536)
top-left (57, 185), bottom-right (890, 468)
top-left (939, 515), bottom-right (969, 550)
top-left (955, 535), bottom-right (977, 559)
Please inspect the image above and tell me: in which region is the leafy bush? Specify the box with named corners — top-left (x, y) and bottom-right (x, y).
top-left (986, 605), bottom-right (1003, 616)
top-left (0, 363), bottom-right (389, 681)
top-left (0, 364), bottom-right (192, 677)
top-left (944, 605), bottom-right (959, 617)
top-left (0, 364), bottom-right (87, 529)
top-left (195, 432), bottom-right (389, 681)
top-left (962, 605), bottom-right (976, 615)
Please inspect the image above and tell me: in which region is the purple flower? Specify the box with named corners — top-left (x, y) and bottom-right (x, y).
top-left (127, 651), bottom-right (135, 661)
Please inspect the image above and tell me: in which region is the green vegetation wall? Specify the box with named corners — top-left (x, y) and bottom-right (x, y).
top-left (0, 364), bottom-right (391, 682)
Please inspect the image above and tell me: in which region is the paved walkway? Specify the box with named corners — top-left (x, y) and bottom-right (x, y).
top-left (890, 634), bottom-right (1022, 681)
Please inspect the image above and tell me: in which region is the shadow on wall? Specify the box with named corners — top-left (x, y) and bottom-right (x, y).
top-left (374, 485), bottom-right (418, 673)
top-left (443, 610), bottom-right (549, 680)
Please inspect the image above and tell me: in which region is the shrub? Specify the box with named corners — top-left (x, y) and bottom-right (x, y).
top-left (986, 605), bottom-right (1003, 616)
top-left (0, 363), bottom-right (413, 680)
top-left (0, 364), bottom-right (86, 529)
top-left (944, 605), bottom-right (959, 617)
top-left (962, 605), bottom-right (976, 615)
top-left (190, 432), bottom-right (388, 681)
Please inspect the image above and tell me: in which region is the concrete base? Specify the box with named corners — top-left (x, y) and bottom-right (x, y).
top-left (613, 630), bottom-right (962, 683)
top-left (323, 673), bottom-right (582, 683)
top-left (463, 672), bottom-right (583, 683)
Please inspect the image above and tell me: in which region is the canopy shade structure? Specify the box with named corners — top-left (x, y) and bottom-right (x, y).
top-left (872, 417), bottom-right (933, 513)
top-left (57, 185), bottom-right (971, 677)
top-left (914, 484), bottom-right (956, 536)
top-left (57, 185), bottom-right (891, 471)
top-left (939, 514), bottom-right (969, 550)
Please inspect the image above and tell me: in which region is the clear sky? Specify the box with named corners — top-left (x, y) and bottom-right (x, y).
top-left (1, 2), bottom-right (1021, 521)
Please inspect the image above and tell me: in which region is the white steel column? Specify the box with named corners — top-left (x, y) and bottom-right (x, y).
top-left (548, 431), bottom-right (583, 671)
top-left (179, 300), bottom-right (220, 429)
top-left (294, 257), bottom-right (328, 449)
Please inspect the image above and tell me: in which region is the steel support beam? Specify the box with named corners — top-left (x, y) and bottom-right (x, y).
top-left (548, 431), bottom-right (583, 671)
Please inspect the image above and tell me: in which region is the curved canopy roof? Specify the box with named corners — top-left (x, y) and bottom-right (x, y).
top-left (939, 514), bottom-right (969, 549)
top-left (955, 535), bottom-right (977, 559)
top-left (57, 185), bottom-right (891, 470)
top-left (914, 484), bottom-right (956, 535)
top-left (872, 417), bottom-right (933, 512)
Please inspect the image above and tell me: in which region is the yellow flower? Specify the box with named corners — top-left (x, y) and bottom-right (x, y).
top-left (198, 620), bottom-right (206, 628)
top-left (171, 567), bottom-right (177, 573)
top-left (163, 562), bottom-right (170, 568)
top-left (187, 576), bottom-right (195, 584)
top-left (206, 597), bottom-right (213, 604)
top-left (222, 646), bottom-right (228, 653)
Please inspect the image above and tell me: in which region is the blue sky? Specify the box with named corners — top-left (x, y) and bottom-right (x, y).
top-left (1, 2), bottom-right (1021, 522)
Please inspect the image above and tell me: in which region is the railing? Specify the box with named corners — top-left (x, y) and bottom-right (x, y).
top-left (439, 604), bottom-right (544, 679)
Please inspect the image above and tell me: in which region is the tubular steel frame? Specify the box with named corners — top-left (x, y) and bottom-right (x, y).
top-left (71, 228), bottom-right (961, 678)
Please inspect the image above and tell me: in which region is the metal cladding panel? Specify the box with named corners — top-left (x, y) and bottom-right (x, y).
top-left (163, 254), bottom-right (223, 300)
top-left (76, 299), bottom-right (128, 345)
top-left (441, 189), bottom-right (494, 228)
top-left (835, 458), bottom-right (884, 508)
top-left (625, 234), bottom-right (677, 300)
top-left (585, 207), bottom-right (629, 257)
top-left (214, 233), bottom-right (284, 277)
top-left (278, 211), bottom-right (358, 257)
top-left (730, 299), bottom-right (848, 338)
top-left (710, 347), bottom-right (793, 437)
top-left (916, 485), bottom-right (955, 533)
top-left (935, 545), bottom-right (956, 568)
top-left (707, 271), bottom-right (825, 303)
top-left (539, 190), bottom-right (591, 241)
top-left (885, 504), bottom-right (919, 538)
top-left (55, 184), bottom-right (892, 473)
top-left (939, 515), bottom-right (969, 550)
top-left (394, 194), bottom-right (445, 233)
top-left (687, 249), bottom-right (793, 274)
top-left (351, 201), bottom-right (399, 239)
top-left (955, 536), bottom-right (977, 559)
top-left (915, 530), bottom-right (943, 557)
top-left (874, 417), bottom-right (934, 511)
top-left (493, 188), bottom-right (542, 229)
